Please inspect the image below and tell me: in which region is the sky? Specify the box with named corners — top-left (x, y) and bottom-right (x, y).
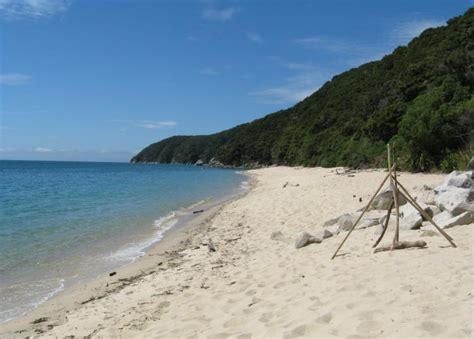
top-left (0, 0), bottom-right (472, 162)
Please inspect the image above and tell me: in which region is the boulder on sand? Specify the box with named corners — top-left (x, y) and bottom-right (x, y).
top-left (421, 211), bottom-right (474, 230)
top-left (295, 232), bottom-right (321, 249)
top-left (371, 187), bottom-right (407, 210)
top-left (434, 171), bottom-right (474, 216)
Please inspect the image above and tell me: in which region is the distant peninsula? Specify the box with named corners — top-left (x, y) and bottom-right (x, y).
top-left (132, 8), bottom-right (473, 172)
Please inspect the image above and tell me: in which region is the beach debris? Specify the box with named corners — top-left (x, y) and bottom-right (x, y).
top-left (294, 232), bottom-right (321, 248)
top-left (193, 209), bottom-right (204, 214)
top-left (283, 182), bottom-right (300, 188)
top-left (31, 317), bottom-right (48, 324)
top-left (434, 171), bottom-right (473, 216)
top-left (374, 240), bottom-right (427, 253)
top-left (109, 272), bottom-right (117, 277)
top-left (206, 238), bottom-right (216, 252)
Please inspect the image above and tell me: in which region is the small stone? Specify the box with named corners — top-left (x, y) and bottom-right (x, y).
top-left (315, 229), bottom-right (333, 240)
top-left (270, 231), bottom-right (284, 241)
top-left (323, 217), bottom-right (338, 227)
top-left (295, 232), bottom-right (321, 249)
top-left (337, 214), bottom-right (353, 231)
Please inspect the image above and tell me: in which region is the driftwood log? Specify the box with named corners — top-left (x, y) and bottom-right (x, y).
top-left (374, 240), bottom-right (427, 254)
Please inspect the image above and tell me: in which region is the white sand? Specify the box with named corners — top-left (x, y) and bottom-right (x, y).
top-left (1, 167), bottom-right (473, 338)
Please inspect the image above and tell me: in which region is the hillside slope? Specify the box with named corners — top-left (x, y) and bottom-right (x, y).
top-left (132, 8), bottom-right (474, 171)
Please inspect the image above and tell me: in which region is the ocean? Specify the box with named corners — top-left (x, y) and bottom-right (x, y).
top-left (0, 160), bottom-right (247, 323)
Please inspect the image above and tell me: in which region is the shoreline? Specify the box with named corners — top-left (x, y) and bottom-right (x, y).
top-left (1, 166), bottom-right (472, 338)
top-left (0, 172), bottom-right (254, 336)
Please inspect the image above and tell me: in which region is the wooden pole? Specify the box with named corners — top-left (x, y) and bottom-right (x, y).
top-left (387, 144), bottom-right (400, 250)
top-left (396, 183), bottom-right (456, 247)
top-left (331, 166), bottom-right (394, 259)
top-left (372, 200), bottom-right (394, 248)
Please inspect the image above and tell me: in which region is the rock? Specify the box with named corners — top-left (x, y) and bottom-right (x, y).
top-left (468, 157), bottom-right (474, 170)
top-left (315, 229), bottom-right (333, 240)
top-left (421, 211), bottom-right (474, 230)
top-left (195, 159), bottom-right (204, 166)
top-left (434, 171), bottom-right (474, 216)
top-left (397, 200), bottom-right (423, 230)
top-left (322, 217), bottom-right (339, 227)
top-left (420, 185), bottom-right (436, 205)
top-left (433, 210), bottom-right (454, 224)
top-left (400, 214), bottom-right (423, 230)
top-left (325, 224), bottom-right (340, 236)
top-left (371, 187), bottom-right (407, 210)
top-left (337, 214), bottom-right (353, 231)
top-left (431, 206), bottom-right (442, 216)
top-left (441, 211), bottom-right (474, 229)
top-left (270, 231), bottom-right (284, 241)
top-left (295, 232), bottom-right (321, 249)
top-left (444, 171), bottom-right (473, 189)
top-left (356, 218), bottom-right (379, 229)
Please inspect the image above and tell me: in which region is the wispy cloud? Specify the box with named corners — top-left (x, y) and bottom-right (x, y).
top-left (392, 19), bottom-right (445, 43)
top-left (0, 0), bottom-right (71, 19)
top-left (34, 147), bottom-right (53, 153)
top-left (250, 65), bottom-right (327, 105)
top-left (199, 67), bottom-right (219, 76)
top-left (293, 36), bottom-right (357, 53)
top-left (112, 119), bottom-right (177, 130)
top-left (135, 121), bottom-right (177, 129)
top-left (0, 73), bottom-right (31, 85)
top-left (202, 7), bottom-right (236, 22)
top-left (247, 32), bottom-right (263, 44)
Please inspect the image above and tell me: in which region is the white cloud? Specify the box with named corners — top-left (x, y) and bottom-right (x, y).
top-left (0, 73), bottom-right (31, 85)
top-left (247, 32), bottom-right (263, 44)
top-left (392, 19), bottom-right (445, 43)
top-left (199, 67), bottom-right (219, 76)
top-left (135, 121), bottom-right (177, 129)
top-left (34, 147), bottom-right (53, 153)
top-left (0, 0), bottom-right (70, 19)
top-left (202, 7), bottom-right (236, 22)
top-left (293, 36), bottom-right (356, 53)
top-left (250, 67), bottom-right (327, 105)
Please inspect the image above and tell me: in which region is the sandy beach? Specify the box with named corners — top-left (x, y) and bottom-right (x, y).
top-left (1, 166), bottom-right (473, 338)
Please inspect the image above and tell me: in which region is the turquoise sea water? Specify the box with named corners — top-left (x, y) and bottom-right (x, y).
top-left (0, 160), bottom-right (247, 323)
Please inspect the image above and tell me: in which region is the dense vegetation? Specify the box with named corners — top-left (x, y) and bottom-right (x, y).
top-left (132, 8), bottom-right (474, 172)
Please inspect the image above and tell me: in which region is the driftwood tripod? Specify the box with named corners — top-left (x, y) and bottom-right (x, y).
top-left (331, 145), bottom-right (456, 260)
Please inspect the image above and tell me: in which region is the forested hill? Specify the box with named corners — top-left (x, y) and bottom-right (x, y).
top-left (132, 8), bottom-right (474, 172)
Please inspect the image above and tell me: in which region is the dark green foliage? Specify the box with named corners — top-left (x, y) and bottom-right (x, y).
top-left (132, 8), bottom-right (474, 171)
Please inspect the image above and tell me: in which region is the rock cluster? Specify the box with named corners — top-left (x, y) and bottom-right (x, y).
top-left (293, 170), bottom-right (473, 250)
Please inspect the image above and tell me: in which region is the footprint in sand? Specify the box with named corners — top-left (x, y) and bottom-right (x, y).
top-left (283, 324), bottom-right (306, 338)
top-left (258, 312), bottom-right (274, 323)
top-left (273, 281), bottom-right (286, 289)
top-left (315, 312), bottom-right (332, 324)
top-left (420, 321), bottom-right (445, 336)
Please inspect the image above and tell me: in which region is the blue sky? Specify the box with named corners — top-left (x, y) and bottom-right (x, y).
top-left (1, 0), bottom-right (472, 162)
